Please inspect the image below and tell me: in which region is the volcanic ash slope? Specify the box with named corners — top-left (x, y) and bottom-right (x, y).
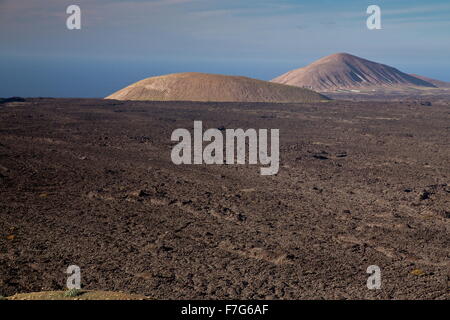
top-left (272, 53), bottom-right (437, 92)
top-left (106, 72), bottom-right (329, 102)
top-left (409, 74), bottom-right (450, 88)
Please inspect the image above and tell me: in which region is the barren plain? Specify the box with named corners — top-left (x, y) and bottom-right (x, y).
top-left (0, 98), bottom-right (449, 299)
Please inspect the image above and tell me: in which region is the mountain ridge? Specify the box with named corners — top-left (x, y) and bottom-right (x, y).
top-left (409, 74), bottom-right (450, 88)
top-left (106, 72), bottom-right (329, 102)
top-left (271, 53), bottom-right (438, 92)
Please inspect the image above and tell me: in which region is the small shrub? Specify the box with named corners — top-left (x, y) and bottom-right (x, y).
top-left (63, 288), bottom-right (82, 298)
top-left (410, 269), bottom-right (425, 276)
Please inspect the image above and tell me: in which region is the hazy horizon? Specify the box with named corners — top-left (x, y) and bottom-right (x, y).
top-left (1, 0), bottom-right (450, 97)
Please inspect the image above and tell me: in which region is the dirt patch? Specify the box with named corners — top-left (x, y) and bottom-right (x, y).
top-left (6, 290), bottom-right (149, 300)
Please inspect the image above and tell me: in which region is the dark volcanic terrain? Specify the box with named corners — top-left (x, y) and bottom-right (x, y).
top-left (0, 98), bottom-right (449, 299)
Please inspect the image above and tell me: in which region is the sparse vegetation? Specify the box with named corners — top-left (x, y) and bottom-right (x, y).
top-left (63, 288), bottom-right (83, 298)
top-left (6, 290), bottom-right (149, 300)
top-left (411, 269), bottom-right (426, 276)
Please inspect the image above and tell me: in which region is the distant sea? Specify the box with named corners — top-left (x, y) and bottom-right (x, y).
top-left (1, 55), bottom-right (449, 98)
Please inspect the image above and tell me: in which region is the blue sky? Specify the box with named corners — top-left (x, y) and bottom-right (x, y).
top-left (1, 0), bottom-right (449, 97)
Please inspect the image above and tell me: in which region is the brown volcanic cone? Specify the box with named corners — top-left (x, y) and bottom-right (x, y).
top-left (272, 53), bottom-right (436, 92)
top-left (106, 72), bottom-right (328, 102)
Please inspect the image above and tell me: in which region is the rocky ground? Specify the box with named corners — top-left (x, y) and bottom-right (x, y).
top-left (5, 290), bottom-right (148, 300)
top-left (325, 87), bottom-right (450, 104)
top-left (0, 98), bottom-right (449, 299)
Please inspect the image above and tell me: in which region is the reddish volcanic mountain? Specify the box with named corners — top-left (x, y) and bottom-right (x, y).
top-left (272, 53), bottom-right (437, 92)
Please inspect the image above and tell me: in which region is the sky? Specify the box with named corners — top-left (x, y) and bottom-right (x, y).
top-left (1, 0), bottom-right (449, 97)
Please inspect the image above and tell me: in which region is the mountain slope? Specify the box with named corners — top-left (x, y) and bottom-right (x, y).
top-left (409, 74), bottom-right (450, 88)
top-left (272, 53), bottom-right (436, 92)
top-left (106, 72), bottom-right (329, 102)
